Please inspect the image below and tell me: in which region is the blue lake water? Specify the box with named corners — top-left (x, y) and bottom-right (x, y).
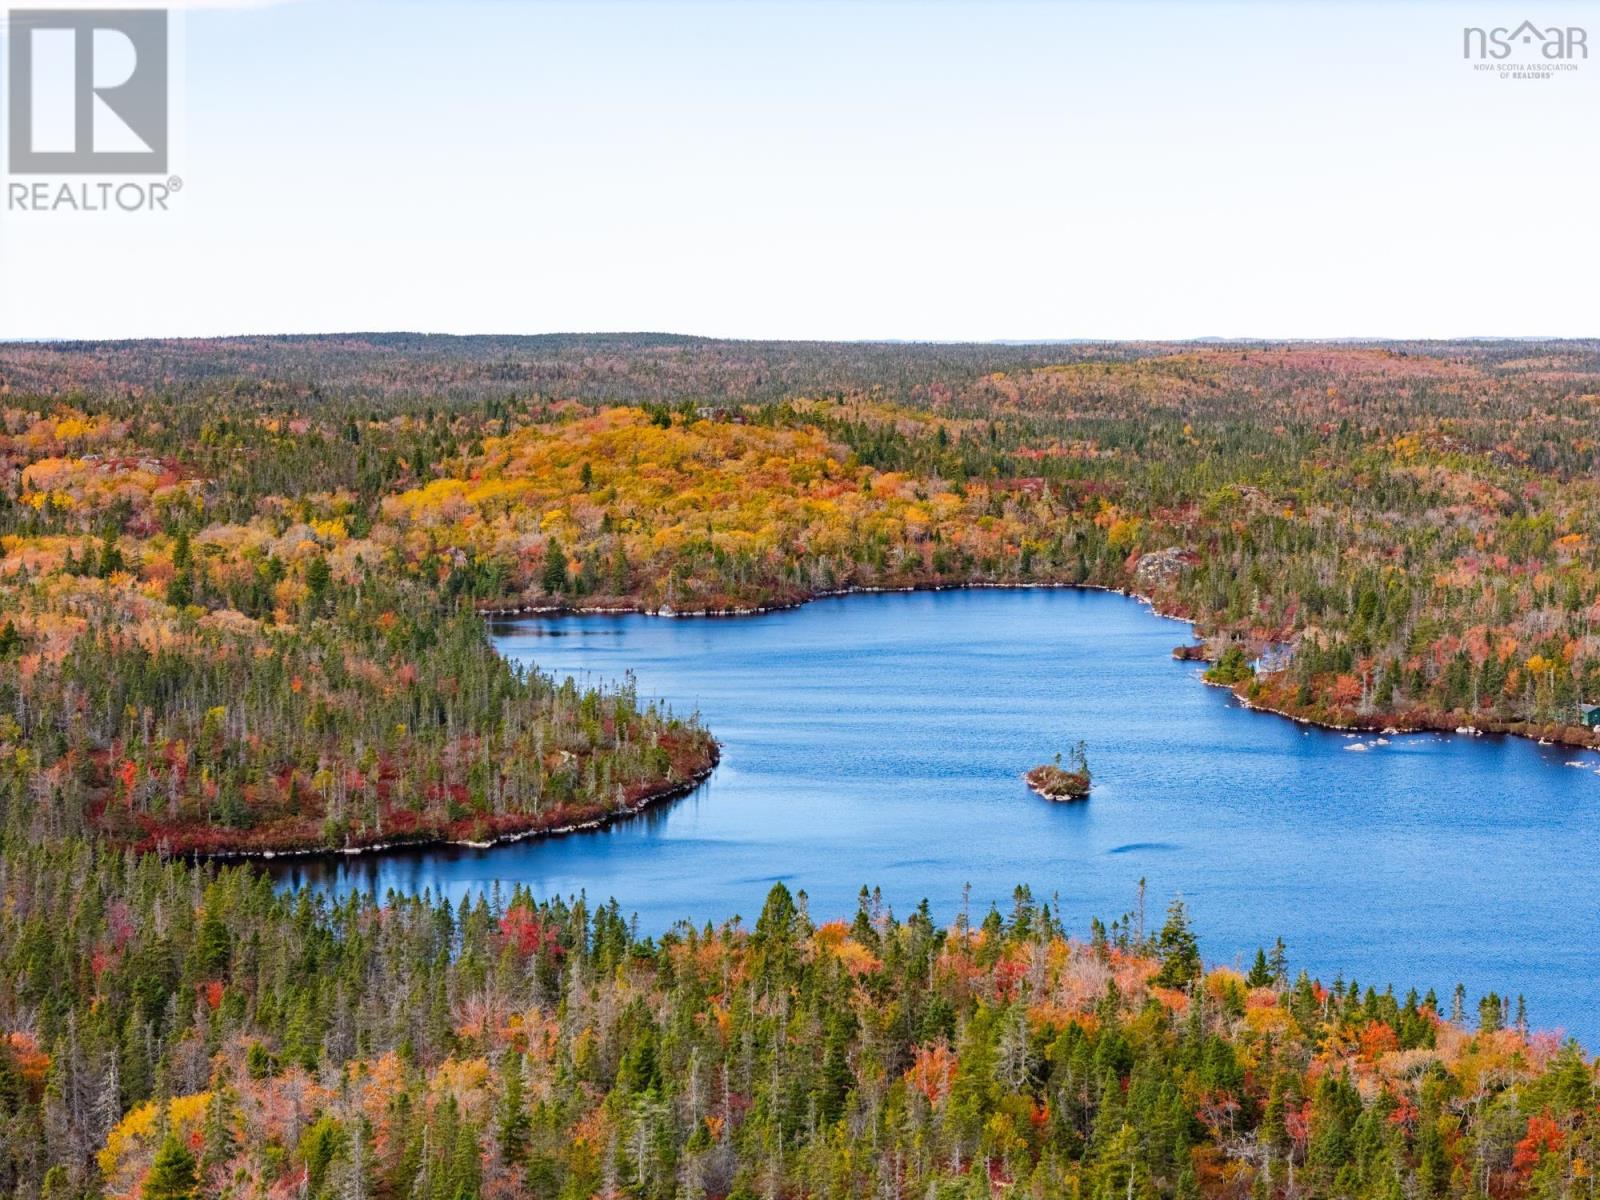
top-left (274, 589), bottom-right (1600, 1045)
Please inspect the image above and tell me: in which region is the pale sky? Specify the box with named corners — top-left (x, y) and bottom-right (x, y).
top-left (1, 0), bottom-right (1596, 341)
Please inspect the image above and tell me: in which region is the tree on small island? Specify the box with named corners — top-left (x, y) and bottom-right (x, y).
top-left (1026, 740), bottom-right (1092, 800)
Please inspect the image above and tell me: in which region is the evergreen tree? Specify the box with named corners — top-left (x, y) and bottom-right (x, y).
top-left (1247, 947), bottom-right (1272, 989)
top-left (1152, 897), bottom-right (1201, 988)
top-left (542, 539), bottom-right (569, 594)
top-left (141, 1134), bottom-right (199, 1200)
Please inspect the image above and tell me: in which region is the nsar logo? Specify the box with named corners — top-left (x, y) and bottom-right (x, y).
top-left (1462, 20), bottom-right (1588, 60)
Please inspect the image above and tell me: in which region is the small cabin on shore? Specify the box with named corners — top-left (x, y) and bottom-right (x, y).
top-left (1580, 703), bottom-right (1600, 729)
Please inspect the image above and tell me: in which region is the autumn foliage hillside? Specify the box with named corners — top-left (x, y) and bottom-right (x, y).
top-left (382, 406), bottom-right (1076, 611)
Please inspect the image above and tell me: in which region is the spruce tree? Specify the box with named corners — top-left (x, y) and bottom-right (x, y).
top-left (1247, 947), bottom-right (1272, 989)
top-left (141, 1134), bottom-right (199, 1200)
top-left (542, 539), bottom-right (569, 594)
top-left (1152, 897), bottom-right (1201, 988)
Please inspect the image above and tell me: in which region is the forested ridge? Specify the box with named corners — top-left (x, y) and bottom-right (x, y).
top-left (3, 334), bottom-right (1600, 1197)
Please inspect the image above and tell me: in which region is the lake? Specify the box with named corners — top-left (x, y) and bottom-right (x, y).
top-left (273, 588), bottom-right (1600, 1045)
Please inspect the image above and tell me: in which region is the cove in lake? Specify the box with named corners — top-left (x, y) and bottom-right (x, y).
top-left (273, 589), bottom-right (1600, 1046)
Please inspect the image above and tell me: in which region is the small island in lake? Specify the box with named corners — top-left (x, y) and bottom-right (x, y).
top-left (1026, 741), bottom-right (1092, 800)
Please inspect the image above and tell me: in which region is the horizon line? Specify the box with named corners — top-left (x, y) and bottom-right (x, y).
top-left (3, 331), bottom-right (1596, 349)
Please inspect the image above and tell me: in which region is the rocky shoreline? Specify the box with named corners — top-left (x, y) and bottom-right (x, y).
top-left (1207, 678), bottom-right (1600, 750)
top-left (479, 579), bottom-right (1119, 620)
top-left (190, 751), bottom-right (720, 864)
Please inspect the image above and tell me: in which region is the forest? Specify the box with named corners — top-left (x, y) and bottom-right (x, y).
top-left (2, 334), bottom-right (1599, 1197)
top-left (0, 843), bottom-right (1592, 1200)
